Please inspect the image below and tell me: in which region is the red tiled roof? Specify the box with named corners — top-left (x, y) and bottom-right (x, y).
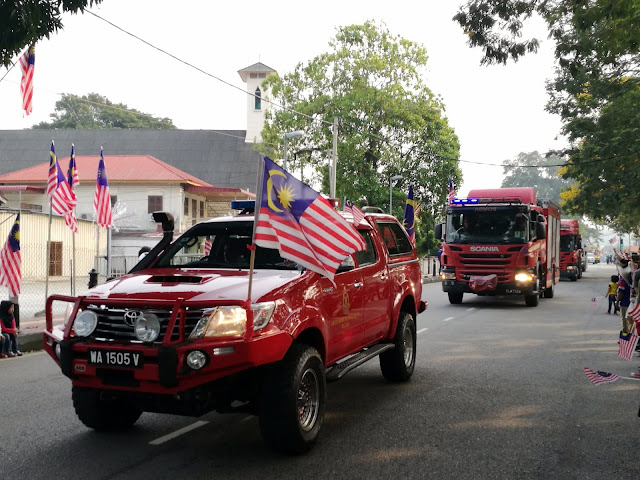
top-left (0, 155), bottom-right (212, 186)
top-left (0, 185), bottom-right (45, 193)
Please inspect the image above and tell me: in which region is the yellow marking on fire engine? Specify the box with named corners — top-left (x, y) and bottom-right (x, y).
top-left (149, 420), bottom-right (209, 445)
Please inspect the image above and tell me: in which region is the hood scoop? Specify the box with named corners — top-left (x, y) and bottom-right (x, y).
top-left (147, 275), bottom-right (204, 284)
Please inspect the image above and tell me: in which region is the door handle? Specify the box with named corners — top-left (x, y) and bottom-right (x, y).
top-left (353, 282), bottom-right (363, 288)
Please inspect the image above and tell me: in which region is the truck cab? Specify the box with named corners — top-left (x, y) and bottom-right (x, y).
top-left (560, 219), bottom-right (584, 281)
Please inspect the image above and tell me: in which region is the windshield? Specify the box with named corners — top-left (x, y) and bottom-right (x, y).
top-left (153, 221), bottom-right (299, 270)
top-left (560, 235), bottom-right (577, 252)
top-left (445, 207), bottom-right (533, 245)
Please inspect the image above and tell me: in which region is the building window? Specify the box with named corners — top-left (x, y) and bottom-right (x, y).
top-left (49, 241), bottom-right (63, 276)
top-left (192, 199), bottom-right (197, 225)
top-left (184, 197), bottom-right (189, 215)
top-left (250, 73), bottom-right (257, 79)
top-left (199, 201), bottom-right (204, 218)
top-left (110, 195), bottom-right (118, 207)
top-left (148, 195), bottom-right (163, 214)
top-left (254, 87), bottom-right (261, 110)
top-left (20, 202), bottom-right (42, 212)
top-left (258, 73), bottom-right (266, 78)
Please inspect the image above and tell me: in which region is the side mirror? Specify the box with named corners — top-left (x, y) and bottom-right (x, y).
top-left (537, 214), bottom-right (545, 223)
top-left (536, 222), bottom-right (546, 240)
top-left (434, 223), bottom-right (443, 240)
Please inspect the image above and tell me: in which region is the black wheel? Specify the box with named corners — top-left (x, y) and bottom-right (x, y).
top-left (380, 311), bottom-right (416, 382)
top-left (72, 387), bottom-right (142, 431)
top-left (448, 292), bottom-right (463, 304)
top-left (259, 344), bottom-right (326, 454)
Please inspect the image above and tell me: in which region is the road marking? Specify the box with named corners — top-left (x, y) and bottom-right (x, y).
top-left (443, 317), bottom-right (454, 322)
top-left (467, 308), bottom-right (476, 312)
top-left (417, 328), bottom-right (428, 334)
top-left (149, 420), bottom-right (209, 445)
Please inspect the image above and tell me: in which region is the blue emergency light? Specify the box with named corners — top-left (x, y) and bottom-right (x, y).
top-left (451, 198), bottom-right (480, 205)
top-left (230, 200), bottom-right (256, 212)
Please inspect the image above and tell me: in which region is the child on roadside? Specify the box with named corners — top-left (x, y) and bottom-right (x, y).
top-left (0, 300), bottom-right (22, 357)
top-left (606, 275), bottom-right (620, 315)
top-left (0, 319), bottom-right (8, 358)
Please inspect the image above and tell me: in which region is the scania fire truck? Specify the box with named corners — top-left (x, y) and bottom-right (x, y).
top-left (435, 187), bottom-right (561, 307)
top-left (560, 219), bottom-right (585, 281)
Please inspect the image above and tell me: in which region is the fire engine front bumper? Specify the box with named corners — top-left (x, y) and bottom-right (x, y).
top-left (441, 279), bottom-right (537, 296)
top-left (560, 265), bottom-right (579, 279)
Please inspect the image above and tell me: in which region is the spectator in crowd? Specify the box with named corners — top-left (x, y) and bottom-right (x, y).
top-left (606, 274), bottom-right (620, 315)
top-left (0, 300), bottom-right (21, 357)
top-left (0, 319), bottom-right (8, 359)
top-left (616, 259), bottom-right (633, 334)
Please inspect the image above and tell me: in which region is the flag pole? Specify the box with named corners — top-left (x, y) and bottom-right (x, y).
top-left (247, 155), bottom-right (265, 303)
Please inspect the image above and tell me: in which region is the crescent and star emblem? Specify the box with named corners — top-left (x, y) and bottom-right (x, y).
top-left (266, 169), bottom-right (296, 212)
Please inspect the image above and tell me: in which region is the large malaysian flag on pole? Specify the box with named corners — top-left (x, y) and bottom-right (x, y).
top-left (0, 214), bottom-right (21, 297)
top-left (254, 157), bottom-right (366, 281)
top-left (19, 45), bottom-right (35, 115)
top-left (94, 148), bottom-right (113, 228)
top-left (64, 144), bottom-right (79, 232)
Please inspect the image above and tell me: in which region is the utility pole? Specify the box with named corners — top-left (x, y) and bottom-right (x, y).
top-left (330, 117), bottom-right (339, 199)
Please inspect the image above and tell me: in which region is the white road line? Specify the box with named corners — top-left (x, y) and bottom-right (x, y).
top-left (417, 328), bottom-right (428, 334)
top-left (149, 420), bottom-right (209, 445)
top-left (467, 308), bottom-right (476, 312)
top-left (443, 317), bottom-right (454, 322)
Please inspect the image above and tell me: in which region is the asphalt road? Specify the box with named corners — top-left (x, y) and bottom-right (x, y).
top-left (2, 262), bottom-right (639, 479)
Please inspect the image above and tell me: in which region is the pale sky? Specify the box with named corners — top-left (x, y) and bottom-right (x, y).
top-left (0, 0), bottom-right (566, 197)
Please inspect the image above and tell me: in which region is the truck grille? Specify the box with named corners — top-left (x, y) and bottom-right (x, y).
top-left (85, 306), bottom-right (203, 343)
top-left (456, 249), bottom-right (522, 283)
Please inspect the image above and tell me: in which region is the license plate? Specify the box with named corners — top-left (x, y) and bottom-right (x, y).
top-left (88, 349), bottom-right (144, 369)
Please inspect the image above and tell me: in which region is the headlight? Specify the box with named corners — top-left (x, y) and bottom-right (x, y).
top-left (135, 313), bottom-right (161, 343)
top-left (442, 271), bottom-right (456, 280)
top-left (252, 302), bottom-right (276, 330)
top-left (515, 272), bottom-right (535, 283)
top-left (190, 307), bottom-right (247, 339)
top-left (73, 310), bottom-right (98, 337)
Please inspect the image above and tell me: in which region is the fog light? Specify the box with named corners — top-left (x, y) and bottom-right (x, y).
top-left (55, 343), bottom-right (61, 359)
top-left (135, 313), bottom-right (161, 343)
top-left (515, 272), bottom-right (534, 283)
top-left (442, 272), bottom-right (456, 280)
top-left (186, 350), bottom-right (207, 370)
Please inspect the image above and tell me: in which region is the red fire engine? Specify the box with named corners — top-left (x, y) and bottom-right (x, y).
top-left (435, 187), bottom-right (561, 307)
top-left (560, 219), bottom-right (585, 281)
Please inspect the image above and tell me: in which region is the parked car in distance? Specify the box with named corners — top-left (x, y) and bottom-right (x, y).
top-left (586, 252), bottom-right (596, 264)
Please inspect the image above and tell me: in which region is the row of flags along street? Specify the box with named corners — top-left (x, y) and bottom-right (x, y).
top-left (0, 142), bottom-right (115, 298)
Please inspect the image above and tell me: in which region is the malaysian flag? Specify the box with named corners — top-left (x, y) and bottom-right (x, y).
top-left (610, 235), bottom-right (617, 245)
top-left (448, 177), bottom-right (455, 205)
top-left (344, 198), bottom-right (365, 226)
top-left (254, 157), bottom-right (366, 280)
top-left (64, 145), bottom-right (79, 232)
top-left (49, 145), bottom-right (77, 216)
top-left (584, 367), bottom-right (620, 385)
top-left (19, 45), bottom-right (35, 115)
top-left (203, 236), bottom-right (212, 256)
top-left (403, 185), bottom-right (415, 245)
top-left (618, 331), bottom-right (639, 361)
top-left (0, 214), bottom-right (21, 297)
top-left (94, 148), bottom-right (113, 228)
top-left (628, 301), bottom-right (640, 324)
top-left (46, 142), bottom-right (57, 199)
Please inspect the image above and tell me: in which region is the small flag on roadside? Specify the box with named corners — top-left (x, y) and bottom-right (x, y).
top-left (0, 214), bottom-right (21, 297)
top-left (618, 331), bottom-right (639, 361)
top-left (344, 198), bottom-right (365, 226)
top-left (448, 177), bottom-right (455, 205)
top-left (610, 236), bottom-right (617, 245)
top-left (203, 236), bottom-right (212, 256)
top-left (19, 45), bottom-right (35, 115)
top-left (584, 367), bottom-right (620, 385)
top-left (46, 142), bottom-right (57, 199)
top-left (93, 148), bottom-right (113, 228)
top-left (628, 301), bottom-right (640, 324)
top-left (64, 144), bottom-right (79, 233)
top-left (403, 186), bottom-right (415, 245)
top-left (591, 297), bottom-right (598, 307)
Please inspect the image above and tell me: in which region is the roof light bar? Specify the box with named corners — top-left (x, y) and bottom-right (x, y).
top-left (451, 198), bottom-right (480, 205)
top-left (230, 200), bottom-right (255, 211)
top-left (451, 197), bottom-right (523, 205)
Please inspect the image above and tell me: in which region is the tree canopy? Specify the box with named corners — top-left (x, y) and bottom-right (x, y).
top-left (258, 20), bottom-right (461, 246)
top-left (32, 93), bottom-right (176, 129)
top-left (0, 1), bottom-right (102, 68)
top-left (454, 0), bottom-right (640, 232)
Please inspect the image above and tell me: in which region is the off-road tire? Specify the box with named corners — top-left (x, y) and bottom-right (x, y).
top-left (259, 344), bottom-right (326, 454)
top-left (380, 311), bottom-right (416, 382)
top-left (448, 292), bottom-right (464, 304)
top-left (72, 387), bottom-right (142, 431)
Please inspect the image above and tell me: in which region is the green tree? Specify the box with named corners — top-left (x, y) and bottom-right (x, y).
top-left (32, 93), bottom-right (176, 129)
top-left (454, 0), bottom-right (640, 232)
top-left (0, 1), bottom-right (103, 68)
top-left (259, 21), bottom-right (461, 241)
top-left (501, 151), bottom-right (571, 204)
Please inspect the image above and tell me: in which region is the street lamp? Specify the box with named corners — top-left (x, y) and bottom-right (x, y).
top-left (283, 130), bottom-right (304, 170)
top-left (389, 175), bottom-right (403, 214)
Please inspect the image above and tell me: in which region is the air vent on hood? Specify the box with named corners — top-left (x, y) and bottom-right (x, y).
top-left (147, 276), bottom-right (203, 284)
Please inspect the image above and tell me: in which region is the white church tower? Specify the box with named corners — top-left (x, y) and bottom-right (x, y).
top-left (238, 62), bottom-right (276, 143)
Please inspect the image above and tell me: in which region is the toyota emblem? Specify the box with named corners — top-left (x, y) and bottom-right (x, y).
top-left (123, 310), bottom-right (142, 327)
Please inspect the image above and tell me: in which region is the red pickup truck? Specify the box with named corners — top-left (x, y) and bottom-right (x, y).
top-left (44, 204), bottom-right (426, 453)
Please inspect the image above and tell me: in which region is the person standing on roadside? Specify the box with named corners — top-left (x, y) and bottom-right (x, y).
top-left (616, 259), bottom-right (633, 334)
top-left (0, 300), bottom-right (22, 357)
top-left (606, 275), bottom-right (620, 315)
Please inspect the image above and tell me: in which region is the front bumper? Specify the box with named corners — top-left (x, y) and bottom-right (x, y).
top-left (560, 265), bottom-right (579, 278)
top-left (441, 278), bottom-right (536, 296)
